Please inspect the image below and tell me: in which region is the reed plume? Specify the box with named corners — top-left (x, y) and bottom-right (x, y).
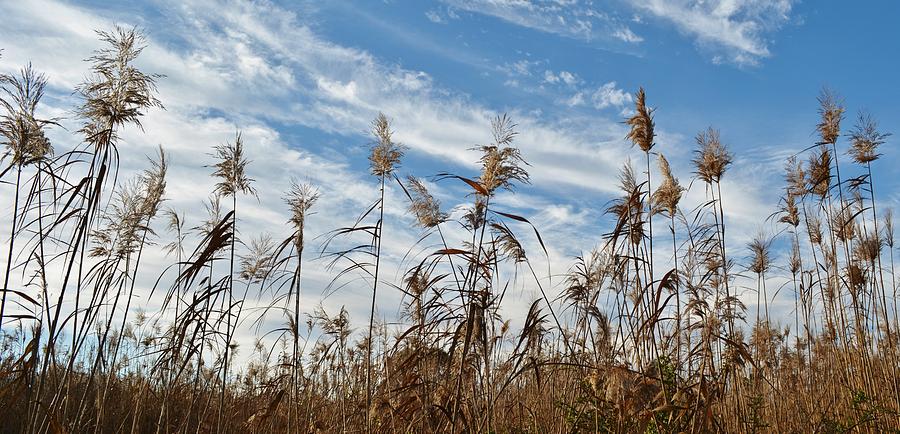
top-left (369, 112), bottom-right (404, 177)
top-left (476, 114), bottom-right (529, 195)
top-left (693, 127), bottom-right (733, 184)
top-left (816, 88), bottom-right (844, 146)
top-left (849, 112), bottom-right (890, 164)
top-left (652, 154), bottom-right (684, 217)
top-left (625, 87), bottom-right (655, 153)
top-left (406, 176), bottom-right (447, 228)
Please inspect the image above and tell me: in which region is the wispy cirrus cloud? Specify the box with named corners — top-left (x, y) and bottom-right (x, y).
top-left (628, 0), bottom-right (796, 65)
top-left (441, 0), bottom-right (796, 66)
top-left (441, 0), bottom-right (644, 46)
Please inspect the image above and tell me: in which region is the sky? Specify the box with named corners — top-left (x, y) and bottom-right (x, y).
top-left (2, 0), bottom-right (900, 355)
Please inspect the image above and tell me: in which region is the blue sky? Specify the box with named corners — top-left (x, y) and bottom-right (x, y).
top-left (2, 0), bottom-right (900, 346)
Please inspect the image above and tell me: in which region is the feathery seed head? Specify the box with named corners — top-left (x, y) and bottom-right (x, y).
top-left (832, 205), bottom-right (857, 242)
top-left (608, 160), bottom-right (645, 245)
top-left (784, 156), bottom-right (807, 197)
top-left (789, 241), bottom-right (801, 275)
top-left (651, 154), bottom-right (684, 217)
top-left (369, 112), bottom-right (404, 177)
top-left (77, 27), bottom-right (162, 147)
top-left (748, 233), bottom-right (773, 275)
top-left (693, 127), bottom-right (732, 184)
top-left (162, 208), bottom-right (186, 258)
top-left (406, 176), bottom-right (447, 228)
top-left (817, 88), bottom-right (844, 145)
top-left (284, 180), bottom-right (319, 252)
top-left (239, 234), bottom-right (275, 282)
top-left (492, 222), bottom-right (526, 263)
top-left (849, 111), bottom-right (890, 164)
top-left (847, 263), bottom-right (866, 290)
top-left (463, 197), bottom-right (487, 231)
top-left (197, 195), bottom-right (224, 239)
top-left (477, 114), bottom-right (529, 195)
top-left (807, 215), bottom-right (823, 245)
top-left (212, 131), bottom-right (255, 198)
top-left (91, 178), bottom-right (146, 257)
top-left (854, 229), bottom-right (882, 264)
top-left (625, 87), bottom-right (655, 153)
top-left (564, 249), bottom-right (608, 308)
top-left (884, 208), bottom-right (895, 248)
top-left (779, 193), bottom-right (800, 227)
top-left (807, 145), bottom-right (831, 198)
top-left (0, 63), bottom-right (55, 166)
top-left (139, 146), bottom-right (167, 220)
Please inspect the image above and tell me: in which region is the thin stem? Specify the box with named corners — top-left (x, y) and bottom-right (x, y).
top-left (0, 164), bottom-right (23, 328)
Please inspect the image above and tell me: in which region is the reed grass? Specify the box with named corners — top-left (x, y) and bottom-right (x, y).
top-left (3, 27), bottom-right (900, 434)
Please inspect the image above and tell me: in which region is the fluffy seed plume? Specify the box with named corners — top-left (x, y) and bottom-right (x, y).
top-left (884, 208), bottom-right (895, 249)
top-left (748, 234), bottom-right (773, 275)
top-left (139, 146), bottom-right (168, 220)
top-left (477, 114), bottom-right (529, 195)
top-left (816, 88), bottom-right (844, 145)
top-left (849, 111), bottom-right (890, 164)
top-left (807, 146), bottom-right (831, 198)
top-left (90, 178), bottom-right (145, 257)
top-left (0, 63), bottom-right (55, 166)
top-left (607, 160), bottom-right (645, 245)
top-left (240, 234), bottom-right (275, 282)
top-left (197, 194), bottom-right (224, 239)
top-left (651, 154), bottom-right (684, 217)
top-left (693, 127), bottom-right (733, 184)
top-left (832, 205), bottom-right (857, 242)
top-left (284, 181), bottom-right (320, 252)
top-left (779, 193), bottom-right (800, 228)
top-left (369, 112), bottom-right (404, 177)
top-left (492, 222), bottom-right (526, 263)
top-left (807, 214), bottom-right (823, 245)
top-left (854, 228), bottom-right (882, 264)
top-left (789, 241), bottom-right (801, 275)
top-left (406, 176), bottom-right (447, 228)
top-left (212, 131), bottom-right (255, 198)
top-left (77, 26), bottom-right (162, 147)
top-left (625, 87), bottom-right (655, 153)
top-left (784, 156), bottom-right (806, 197)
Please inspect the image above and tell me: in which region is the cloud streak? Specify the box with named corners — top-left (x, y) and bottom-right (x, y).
top-left (629, 0), bottom-right (795, 65)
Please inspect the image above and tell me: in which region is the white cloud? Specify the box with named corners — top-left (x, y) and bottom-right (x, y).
top-left (565, 91), bottom-right (585, 107)
top-left (613, 26), bottom-right (644, 43)
top-left (543, 69), bottom-right (559, 84)
top-left (542, 69), bottom-right (579, 86)
top-left (443, 0), bottom-right (642, 46)
top-left (558, 70), bottom-right (578, 85)
top-left (425, 10), bottom-right (445, 24)
top-left (443, 0), bottom-right (794, 66)
top-left (592, 82), bottom-right (632, 110)
top-left (629, 0), bottom-right (795, 65)
top-left (500, 59), bottom-right (539, 77)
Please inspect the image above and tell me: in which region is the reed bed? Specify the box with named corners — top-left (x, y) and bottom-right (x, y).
top-left (2, 27), bottom-right (900, 433)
